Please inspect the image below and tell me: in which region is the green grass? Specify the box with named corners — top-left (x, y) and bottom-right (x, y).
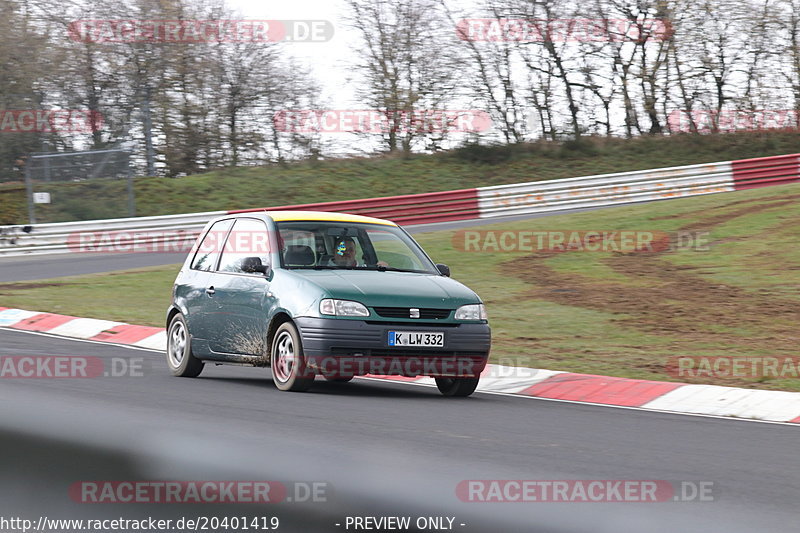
top-left (0, 265), bottom-right (181, 327)
top-left (2, 129), bottom-right (799, 224)
top-left (1, 183), bottom-right (798, 391)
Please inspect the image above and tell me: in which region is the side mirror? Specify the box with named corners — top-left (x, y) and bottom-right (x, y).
top-left (436, 263), bottom-right (451, 277)
top-left (242, 257), bottom-right (271, 276)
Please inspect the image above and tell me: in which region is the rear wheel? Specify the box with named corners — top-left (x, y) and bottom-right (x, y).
top-left (435, 377), bottom-right (479, 397)
top-left (270, 322), bottom-right (314, 392)
top-left (166, 314), bottom-right (204, 378)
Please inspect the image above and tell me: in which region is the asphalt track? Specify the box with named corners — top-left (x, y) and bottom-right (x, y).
top-left (1, 203), bottom-right (798, 532)
top-left (0, 327), bottom-right (798, 532)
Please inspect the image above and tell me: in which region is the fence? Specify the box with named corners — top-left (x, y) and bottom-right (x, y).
top-left (731, 153), bottom-right (800, 190)
top-left (0, 152), bottom-right (797, 256)
top-left (476, 161), bottom-right (734, 218)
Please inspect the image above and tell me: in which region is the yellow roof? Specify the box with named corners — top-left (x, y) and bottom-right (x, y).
top-left (265, 210), bottom-right (397, 226)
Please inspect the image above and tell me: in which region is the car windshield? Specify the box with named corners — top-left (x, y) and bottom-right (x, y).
top-left (276, 221), bottom-right (438, 274)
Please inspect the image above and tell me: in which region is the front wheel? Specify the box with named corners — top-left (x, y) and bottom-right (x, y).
top-left (324, 374), bottom-right (354, 383)
top-left (166, 314), bottom-right (204, 377)
top-left (270, 322), bottom-right (314, 392)
top-left (435, 377), bottom-right (479, 397)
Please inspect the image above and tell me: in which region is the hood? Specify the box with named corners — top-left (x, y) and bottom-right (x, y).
top-left (289, 270), bottom-right (481, 309)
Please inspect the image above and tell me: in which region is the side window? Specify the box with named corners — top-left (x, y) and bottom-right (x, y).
top-left (279, 228), bottom-right (318, 266)
top-left (218, 218), bottom-right (271, 274)
top-left (280, 228), bottom-right (316, 249)
top-left (190, 219), bottom-right (233, 272)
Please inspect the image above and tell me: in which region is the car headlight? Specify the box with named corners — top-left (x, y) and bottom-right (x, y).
top-left (320, 299), bottom-right (370, 317)
top-left (454, 304), bottom-right (488, 321)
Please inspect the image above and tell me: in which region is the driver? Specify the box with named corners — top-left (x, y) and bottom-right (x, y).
top-left (331, 237), bottom-right (358, 267)
top-left (329, 237), bottom-right (389, 268)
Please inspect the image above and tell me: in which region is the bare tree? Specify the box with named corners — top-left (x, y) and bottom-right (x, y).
top-left (777, 0), bottom-right (800, 127)
top-left (441, 0), bottom-right (529, 143)
top-left (511, 0), bottom-right (585, 138)
top-left (0, 0), bottom-right (51, 180)
top-left (345, 0), bottom-right (462, 153)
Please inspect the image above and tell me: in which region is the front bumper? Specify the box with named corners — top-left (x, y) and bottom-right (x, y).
top-left (294, 317), bottom-right (491, 378)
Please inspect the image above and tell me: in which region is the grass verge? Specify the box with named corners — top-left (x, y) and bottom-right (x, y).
top-left (2, 130), bottom-right (799, 224)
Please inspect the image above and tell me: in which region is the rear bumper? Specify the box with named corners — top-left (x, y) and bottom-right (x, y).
top-left (294, 317), bottom-right (491, 378)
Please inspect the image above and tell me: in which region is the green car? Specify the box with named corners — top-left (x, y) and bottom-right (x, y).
top-left (166, 211), bottom-right (491, 396)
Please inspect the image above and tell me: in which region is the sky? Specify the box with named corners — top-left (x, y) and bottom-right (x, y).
top-left (222, 0), bottom-right (488, 153)
top-left (225, 0), bottom-right (363, 108)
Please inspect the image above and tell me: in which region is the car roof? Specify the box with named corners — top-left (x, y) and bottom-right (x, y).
top-left (262, 210), bottom-right (398, 227)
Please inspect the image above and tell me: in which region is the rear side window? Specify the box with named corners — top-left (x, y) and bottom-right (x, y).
top-left (190, 219), bottom-right (233, 271)
top-left (218, 218), bottom-right (270, 274)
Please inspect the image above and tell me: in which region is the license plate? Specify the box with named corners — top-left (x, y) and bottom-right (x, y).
top-left (388, 331), bottom-right (444, 347)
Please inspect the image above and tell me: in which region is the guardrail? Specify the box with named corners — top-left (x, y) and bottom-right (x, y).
top-left (731, 153), bottom-right (800, 190)
top-left (0, 211), bottom-right (227, 255)
top-left (232, 188), bottom-right (480, 225)
top-left (0, 152), bottom-right (797, 256)
top-left (476, 161), bottom-right (734, 218)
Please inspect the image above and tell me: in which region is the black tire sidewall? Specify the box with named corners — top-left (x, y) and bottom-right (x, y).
top-left (436, 377), bottom-right (479, 397)
top-left (324, 374), bottom-right (354, 383)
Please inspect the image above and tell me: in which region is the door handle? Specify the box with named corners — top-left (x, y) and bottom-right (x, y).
top-left (205, 286), bottom-right (216, 295)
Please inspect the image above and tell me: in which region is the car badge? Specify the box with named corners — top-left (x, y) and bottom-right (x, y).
top-left (410, 308), bottom-right (420, 319)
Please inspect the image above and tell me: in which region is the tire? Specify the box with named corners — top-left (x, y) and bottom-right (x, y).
top-left (166, 314), bottom-right (204, 378)
top-left (324, 374), bottom-right (354, 383)
top-left (435, 377), bottom-right (479, 397)
top-left (270, 322), bottom-right (315, 392)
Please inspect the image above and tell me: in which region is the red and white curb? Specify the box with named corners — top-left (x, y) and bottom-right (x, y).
top-left (0, 307), bottom-right (165, 350)
top-left (2, 306), bottom-right (800, 424)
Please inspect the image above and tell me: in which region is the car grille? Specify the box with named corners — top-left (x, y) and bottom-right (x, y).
top-left (364, 321), bottom-right (460, 328)
top-left (372, 307), bottom-right (452, 319)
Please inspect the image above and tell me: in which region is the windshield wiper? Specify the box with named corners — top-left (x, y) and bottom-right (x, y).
top-left (359, 266), bottom-right (422, 273)
top-left (290, 265), bottom-right (426, 273)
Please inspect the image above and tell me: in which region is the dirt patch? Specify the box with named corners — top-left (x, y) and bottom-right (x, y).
top-left (676, 199), bottom-right (797, 233)
top-left (504, 197), bottom-right (799, 387)
top-left (0, 282), bottom-right (65, 291)
top-left (649, 193), bottom-right (800, 220)
top-left (106, 269), bottom-right (176, 276)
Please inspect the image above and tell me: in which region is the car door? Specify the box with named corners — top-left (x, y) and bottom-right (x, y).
top-left (179, 218), bottom-right (234, 357)
top-left (205, 217), bottom-right (274, 356)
